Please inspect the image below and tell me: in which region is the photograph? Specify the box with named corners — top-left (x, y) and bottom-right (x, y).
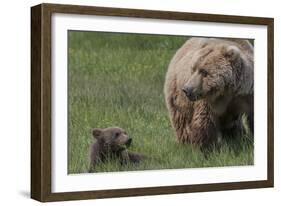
top-left (31, 3), bottom-right (273, 201)
top-left (67, 31), bottom-right (254, 174)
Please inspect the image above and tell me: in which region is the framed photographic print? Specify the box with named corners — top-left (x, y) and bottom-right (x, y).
top-left (31, 3), bottom-right (274, 202)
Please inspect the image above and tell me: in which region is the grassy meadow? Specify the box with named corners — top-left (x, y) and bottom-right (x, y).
top-left (68, 31), bottom-right (254, 174)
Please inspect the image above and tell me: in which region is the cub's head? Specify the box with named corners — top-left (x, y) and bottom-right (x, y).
top-left (182, 44), bottom-right (244, 102)
top-left (92, 127), bottom-right (132, 152)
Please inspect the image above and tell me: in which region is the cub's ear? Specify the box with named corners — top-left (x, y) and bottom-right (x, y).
top-left (92, 128), bottom-right (103, 139)
top-left (224, 45), bottom-right (241, 62)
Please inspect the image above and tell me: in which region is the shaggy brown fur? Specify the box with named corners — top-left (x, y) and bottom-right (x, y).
top-left (164, 38), bottom-right (253, 148)
top-left (89, 127), bottom-right (145, 172)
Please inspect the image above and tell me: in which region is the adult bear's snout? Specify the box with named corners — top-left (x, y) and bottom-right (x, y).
top-left (182, 87), bottom-right (197, 101)
top-left (182, 87), bottom-right (193, 96)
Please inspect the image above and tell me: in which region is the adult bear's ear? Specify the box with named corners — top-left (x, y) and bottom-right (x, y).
top-left (224, 45), bottom-right (241, 62)
top-left (92, 128), bottom-right (103, 139)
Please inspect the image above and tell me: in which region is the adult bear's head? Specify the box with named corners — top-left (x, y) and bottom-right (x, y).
top-left (182, 44), bottom-right (244, 102)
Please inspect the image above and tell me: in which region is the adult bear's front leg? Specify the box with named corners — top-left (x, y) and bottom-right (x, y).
top-left (221, 114), bottom-right (245, 138)
top-left (189, 101), bottom-right (218, 148)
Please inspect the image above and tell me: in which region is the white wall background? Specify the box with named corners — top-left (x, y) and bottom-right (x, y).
top-left (0, 0), bottom-right (279, 205)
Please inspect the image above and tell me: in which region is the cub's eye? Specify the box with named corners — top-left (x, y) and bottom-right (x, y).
top-left (114, 132), bottom-right (120, 138)
top-left (199, 69), bottom-right (208, 77)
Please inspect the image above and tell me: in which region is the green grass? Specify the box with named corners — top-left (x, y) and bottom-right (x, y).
top-left (68, 31), bottom-right (253, 174)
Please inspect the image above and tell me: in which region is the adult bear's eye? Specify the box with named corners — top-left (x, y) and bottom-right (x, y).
top-left (199, 69), bottom-right (208, 77)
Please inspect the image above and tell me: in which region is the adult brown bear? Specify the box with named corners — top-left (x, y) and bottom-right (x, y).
top-left (164, 38), bottom-right (253, 148)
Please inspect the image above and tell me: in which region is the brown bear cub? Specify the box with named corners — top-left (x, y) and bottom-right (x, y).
top-left (89, 127), bottom-right (145, 172)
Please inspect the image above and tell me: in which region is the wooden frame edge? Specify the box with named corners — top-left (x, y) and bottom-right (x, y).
top-left (267, 18), bottom-right (274, 187)
top-left (31, 3), bottom-right (274, 202)
top-left (31, 4), bottom-right (43, 201)
top-left (41, 3), bottom-right (273, 25)
top-left (42, 180), bottom-right (272, 202)
top-left (31, 3), bottom-right (53, 202)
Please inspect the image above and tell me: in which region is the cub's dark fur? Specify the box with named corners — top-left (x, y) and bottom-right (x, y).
top-left (89, 127), bottom-right (145, 172)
